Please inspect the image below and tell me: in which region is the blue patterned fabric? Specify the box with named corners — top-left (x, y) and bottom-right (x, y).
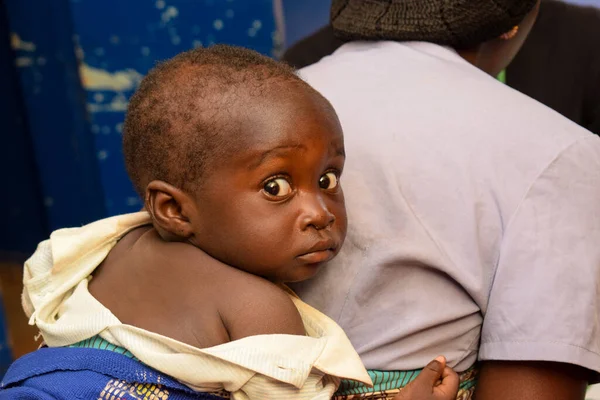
top-left (0, 347), bottom-right (225, 399)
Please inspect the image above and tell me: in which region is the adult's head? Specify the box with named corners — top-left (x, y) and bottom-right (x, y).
top-left (330, 0), bottom-right (541, 76)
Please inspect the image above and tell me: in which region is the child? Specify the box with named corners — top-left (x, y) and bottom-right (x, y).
top-left (2, 45), bottom-right (458, 400)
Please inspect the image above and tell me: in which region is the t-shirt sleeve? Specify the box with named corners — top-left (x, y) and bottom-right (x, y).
top-left (479, 136), bottom-right (600, 378)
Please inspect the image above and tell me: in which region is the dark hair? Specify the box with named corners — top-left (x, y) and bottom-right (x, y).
top-left (123, 44), bottom-right (303, 196)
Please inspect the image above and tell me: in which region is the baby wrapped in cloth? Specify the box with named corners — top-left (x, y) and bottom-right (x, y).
top-left (18, 213), bottom-right (372, 400)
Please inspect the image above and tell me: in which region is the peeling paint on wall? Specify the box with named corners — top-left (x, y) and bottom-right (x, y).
top-left (161, 6), bottom-right (179, 24)
top-left (15, 56), bottom-right (33, 67)
top-left (10, 33), bottom-right (36, 52)
top-left (87, 93), bottom-right (128, 113)
top-left (67, 0), bottom-right (281, 216)
top-left (79, 63), bottom-right (143, 92)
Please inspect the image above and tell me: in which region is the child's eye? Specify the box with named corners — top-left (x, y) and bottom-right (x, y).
top-left (319, 172), bottom-right (339, 190)
top-left (263, 178), bottom-right (292, 198)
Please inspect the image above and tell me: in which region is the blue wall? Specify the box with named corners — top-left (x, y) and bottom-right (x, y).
top-left (70, 0), bottom-right (280, 216)
top-left (0, 1), bottom-right (47, 255)
top-left (4, 0), bottom-right (112, 236)
top-left (1, 0), bottom-right (282, 256)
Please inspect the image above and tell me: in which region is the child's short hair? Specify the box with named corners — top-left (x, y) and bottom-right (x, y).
top-left (122, 45), bottom-right (304, 196)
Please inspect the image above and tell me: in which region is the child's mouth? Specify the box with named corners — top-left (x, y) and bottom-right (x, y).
top-left (296, 238), bottom-right (337, 264)
top-left (296, 249), bottom-right (335, 265)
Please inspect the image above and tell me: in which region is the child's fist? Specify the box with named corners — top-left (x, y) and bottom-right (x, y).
top-left (393, 356), bottom-right (459, 400)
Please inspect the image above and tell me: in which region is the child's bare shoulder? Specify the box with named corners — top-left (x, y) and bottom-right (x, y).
top-left (170, 243), bottom-right (306, 340)
top-left (91, 228), bottom-right (304, 347)
top-left (214, 267), bottom-right (306, 340)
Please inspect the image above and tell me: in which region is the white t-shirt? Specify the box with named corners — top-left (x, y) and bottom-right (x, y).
top-left (292, 41), bottom-right (600, 376)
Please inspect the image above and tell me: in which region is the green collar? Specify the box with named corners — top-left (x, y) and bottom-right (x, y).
top-left (497, 69), bottom-right (507, 84)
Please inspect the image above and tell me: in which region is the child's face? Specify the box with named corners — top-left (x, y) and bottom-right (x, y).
top-left (188, 87), bottom-right (346, 282)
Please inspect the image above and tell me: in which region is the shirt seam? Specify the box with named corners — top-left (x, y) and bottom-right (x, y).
top-left (486, 136), bottom-right (595, 309)
top-left (456, 325), bottom-right (483, 366)
top-left (480, 339), bottom-right (600, 357)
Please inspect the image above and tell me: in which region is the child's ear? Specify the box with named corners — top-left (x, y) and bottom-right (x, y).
top-left (145, 180), bottom-right (195, 241)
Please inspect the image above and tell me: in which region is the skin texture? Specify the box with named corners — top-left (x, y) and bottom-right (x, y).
top-left (474, 361), bottom-right (591, 400)
top-left (177, 85), bottom-right (348, 283)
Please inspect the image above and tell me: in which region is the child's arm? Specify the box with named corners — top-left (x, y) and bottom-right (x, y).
top-left (219, 276), bottom-right (305, 340)
top-left (393, 357), bottom-right (459, 400)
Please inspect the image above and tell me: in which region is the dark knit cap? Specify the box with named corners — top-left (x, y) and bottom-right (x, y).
top-left (331, 0), bottom-right (538, 48)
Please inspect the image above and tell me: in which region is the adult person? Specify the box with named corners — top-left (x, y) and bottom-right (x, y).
top-left (290, 1), bottom-right (600, 399)
top-left (283, 0), bottom-right (600, 135)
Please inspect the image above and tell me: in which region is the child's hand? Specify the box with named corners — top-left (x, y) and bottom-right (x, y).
top-left (392, 356), bottom-right (459, 400)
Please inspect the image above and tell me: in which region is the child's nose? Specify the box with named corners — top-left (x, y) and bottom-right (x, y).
top-left (299, 194), bottom-right (336, 231)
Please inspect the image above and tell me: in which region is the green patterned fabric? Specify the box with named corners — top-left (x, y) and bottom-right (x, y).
top-left (69, 335), bottom-right (138, 360)
top-left (336, 366), bottom-right (478, 396)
